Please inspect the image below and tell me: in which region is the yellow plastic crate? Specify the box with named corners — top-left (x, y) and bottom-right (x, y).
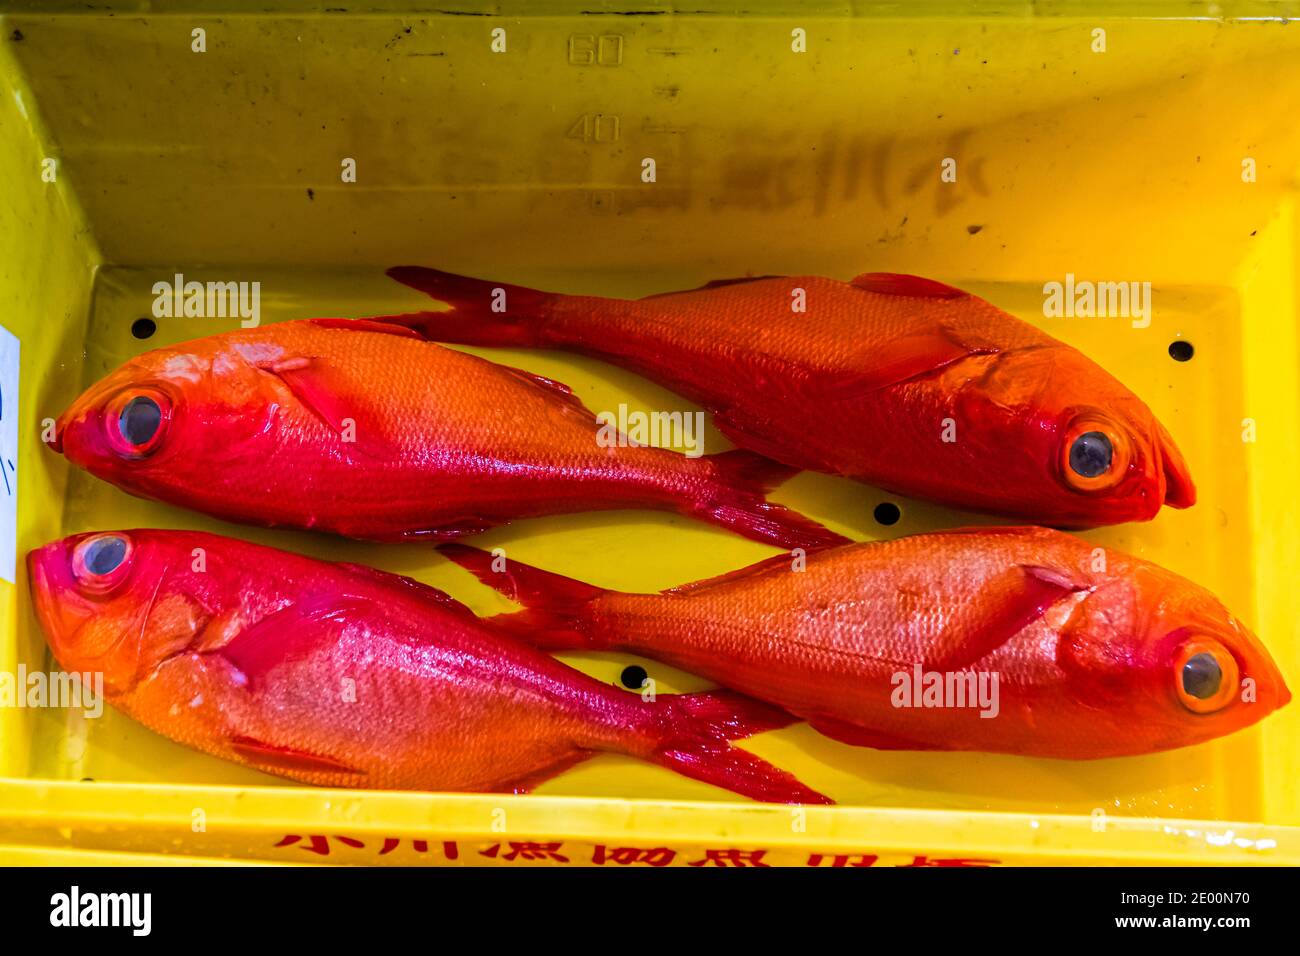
top-left (1, 1), bottom-right (1298, 866)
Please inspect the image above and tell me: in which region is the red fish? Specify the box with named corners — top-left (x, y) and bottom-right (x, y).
top-left (27, 530), bottom-right (829, 802)
top-left (387, 268), bottom-right (1196, 527)
top-left (50, 319), bottom-right (845, 549)
top-left (438, 527), bottom-right (1288, 759)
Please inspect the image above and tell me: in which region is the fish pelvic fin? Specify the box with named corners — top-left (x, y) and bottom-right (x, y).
top-left (646, 690), bottom-right (833, 805)
top-left (382, 266), bottom-right (553, 346)
top-left (436, 544), bottom-right (612, 650)
top-left (690, 449), bottom-right (852, 550)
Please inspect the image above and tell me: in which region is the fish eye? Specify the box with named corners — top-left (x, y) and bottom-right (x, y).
top-left (1182, 652), bottom-right (1221, 699)
top-left (1174, 639), bottom-right (1239, 714)
top-left (72, 533), bottom-right (134, 593)
top-left (1069, 431), bottom-right (1112, 478)
top-left (1060, 415), bottom-right (1130, 493)
top-left (107, 388), bottom-right (170, 457)
top-left (119, 396), bottom-right (161, 446)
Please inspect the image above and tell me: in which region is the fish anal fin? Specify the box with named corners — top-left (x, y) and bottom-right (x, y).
top-left (497, 365), bottom-right (597, 417)
top-left (851, 272), bottom-right (968, 299)
top-left (506, 751), bottom-right (592, 794)
top-left (229, 735), bottom-right (366, 777)
top-left (925, 564), bottom-right (1085, 672)
top-left (708, 405), bottom-right (815, 469)
top-left (809, 717), bottom-right (940, 751)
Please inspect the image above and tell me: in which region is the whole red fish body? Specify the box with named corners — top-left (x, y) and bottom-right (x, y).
top-left (388, 268), bottom-right (1196, 527)
top-left (51, 319), bottom-right (844, 549)
top-left (440, 527), bottom-right (1288, 759)
top-left (28, 529), bottom-right (828, 802)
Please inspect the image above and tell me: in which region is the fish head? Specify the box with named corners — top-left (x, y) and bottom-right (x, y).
top-left (1055, 559), bottom-right (1289, 752)
top-left (52, 337), bottom-right (288, 508)
top-left (27, 531), bottom-right (223, 697)
top-left (961, 343), bottom-right (1196, 526)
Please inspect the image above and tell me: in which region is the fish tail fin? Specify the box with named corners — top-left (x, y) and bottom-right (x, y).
top-left (436, 543), bottom-right (612, 650)
top-left (384, 266), bottom-right (553, 346)
top-left (691, 449), bottom-right (851, 550)
top-left (647, 690), bottom-right (833, 805)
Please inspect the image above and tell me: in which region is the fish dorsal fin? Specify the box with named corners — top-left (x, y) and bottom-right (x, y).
top-left (924, 565), bottom-right (1086, 672)
top-left (309, 317), bottom-right (427, 340)
top-left (640, 275), bottom-right (783, 300)
top-left (851, 273), bottom-right (968, 299)
top-left (663, 549), bottom-right (813, 595)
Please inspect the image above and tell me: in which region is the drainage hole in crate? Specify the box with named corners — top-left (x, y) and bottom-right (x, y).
top-left (132, 317), bottom-right (157, 340)
top-left (1168, 340), bottom-right (1194, 362)
top-left (620, 664), bottom-right (649, 690)
top-left (873, 502), bottom-right (901, 526)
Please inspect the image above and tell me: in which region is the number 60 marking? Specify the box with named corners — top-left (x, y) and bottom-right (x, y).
top-left (568, 33), bottom-right (624, 66)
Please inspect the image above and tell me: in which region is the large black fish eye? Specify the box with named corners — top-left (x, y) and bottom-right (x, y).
top-left (118, 395), bottom-right (162, 447)
top-left (83, 535), bottom-right (128, 576)
top-left (1182, 651), bottom-right (1222, 700)
top-left (1068, 430), bottom-right (1113, 478)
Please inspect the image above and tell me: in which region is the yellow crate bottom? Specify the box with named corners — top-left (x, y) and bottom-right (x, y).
top-left (3, 261), bottom-right (1297, 866)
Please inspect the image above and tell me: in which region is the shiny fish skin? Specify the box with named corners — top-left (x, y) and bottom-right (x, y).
top-left (439, 527), bottom-right (1288, 759)
top-left (388, 268), bottom-right (1196, 528)
top-left (27, 529), bottom-right (830, 803)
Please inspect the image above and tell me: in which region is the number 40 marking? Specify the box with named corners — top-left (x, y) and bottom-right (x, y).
top-left (567, 113), bottom-right (621, 143)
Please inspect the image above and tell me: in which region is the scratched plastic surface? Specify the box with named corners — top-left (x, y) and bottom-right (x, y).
top-left (2, 4), bottom-right (1300, 862)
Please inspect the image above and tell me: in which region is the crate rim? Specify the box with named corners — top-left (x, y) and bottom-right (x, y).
top-left (1, 778), bottom-right (1295, 864)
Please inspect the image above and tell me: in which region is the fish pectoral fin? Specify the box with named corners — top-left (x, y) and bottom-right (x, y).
top-left (229, 735), bottom-right (366, 777)
top-left (213, 594), bottom-right (383, 688)
top-left (806, 329), bottom-right (999, 400)
top-left (257, 356), bottom-right (395, 455)
top-left (924, 564), bottom-right (1085, 672)
top-left (258, 356), bottom-right (357, 435)
top-left (808, 717), bottom-right (940, 751)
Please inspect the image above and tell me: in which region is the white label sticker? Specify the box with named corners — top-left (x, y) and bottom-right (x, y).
top-left (0, 327), bottom-right (18, 584)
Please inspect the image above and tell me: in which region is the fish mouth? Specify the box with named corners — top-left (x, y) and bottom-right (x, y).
top-left (1155, 421), bottom-right (1196, 509)
top-left (26, 544), bottom-right (71, 660)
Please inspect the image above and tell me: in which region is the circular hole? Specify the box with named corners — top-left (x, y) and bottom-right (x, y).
top-left (1168, 340), bottom-right (1194, 362)
top-left (132, 317), bottom-right (157, 340)
top-left (873, 502), bottom-right (901, 526)
top-left (620, 664), bottom-right (648, 690)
